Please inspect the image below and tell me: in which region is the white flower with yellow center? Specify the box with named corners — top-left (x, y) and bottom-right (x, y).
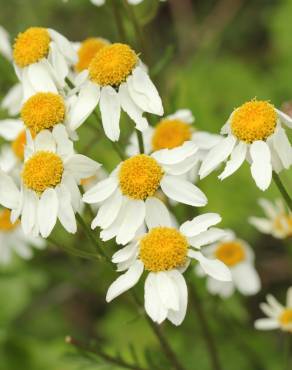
top-left (106, 213), bottom-right (231, 325)
top-left (197, 230), bottom-right (261, 298)
top-left (126, 109), bottom-right (221, 180)
top-left (0, 208), bottom-right (45, 265)
top-left (83, 143), bottom-right (207, 245)
top-left (13, 27), bottom-right (77, 98)
top-left (68, 43), bottom-right (163, 141)
top-left (249, 198), bottom-right (292, 239)
top-left (255, 288), bottom-right (292, 332)
top-left (199, 100), bottom-right (292, 190)
top-left (0, 125), bottom-right (100, 238)
top-left (1, 83), bottom-right (23, 116)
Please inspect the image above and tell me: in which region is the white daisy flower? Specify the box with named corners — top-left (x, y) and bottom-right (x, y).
top-left (83, 142), bottom-right (208, 245)
top-left (197, 230), bottom-right (261, 298)
top-left (255, 287), bottom-right (292, 332)
top-left (0, 208), bottom-right (45, 265)
top-left (106, 213), bottom-right (231, 325)
top-left (249, 198), bottom-right (292, 239)
top-left (0, 25), bottom-right (12, 60)
top-left (12, 27), bottom-right (77, 98)
top-left (199, 99), bottom-right (292, 190)
top-left (126, 109), bottom-right (221, 181)
top-left (68, 43), bottom-right (163, 141)
top-left (1, 83), bottom-right (23, 116)
top-left (0, 124), bottom-right (100, 238)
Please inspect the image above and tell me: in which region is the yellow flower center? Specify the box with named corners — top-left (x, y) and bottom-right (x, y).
top-left (231, 100), bottom-right (277, 143)
top-left (119, 154), bottom-right (163, 200)
top-left (75, 37), bottom-right (108, 72)
top-left (273, 214), bottom-right (292, 237)
top-left (215, 241), bottom-right (245, 267)
top-left (13, 27), bottom-right (50, 68)
top-left (89, 43), bottom-right (138, 87)
top-left (12, 130), bottom-right (27, 160)
top-left (140, 227), bottom-right (188, 272)
top-left (152, 119), bottom-right (192, 151)
top-left (279, 309), bottom-right (292, 330)
top-left (0, 209), bottom-right (19, 232)
top-left (22, 151), bottom-right (64, 194)
top-left (21, 93), bottom-right (65, 136)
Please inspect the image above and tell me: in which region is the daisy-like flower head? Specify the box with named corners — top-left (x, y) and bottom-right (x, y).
top-left (13, 27), bottom-right (77, 97)
top-left (68, 42), bottom-right (163, 141)
top-left (75, 37), bottom-right (109, 72)
top-left (0, 124), bottom-right (100, 238)
top-left (197, 230), bottom-right (261, 298)
top-left (83, 142), bottom-right (208, 245)
top-left (255, 287), bottom-right (292, 332)
top-left (106, 212), bottom-right (231, 325)
top-left (249, 198), bottom-right (292, 239)
top-left (0, 207), bottom-right (45, 265)
top-left (199, 99), bottom-right (292, 190)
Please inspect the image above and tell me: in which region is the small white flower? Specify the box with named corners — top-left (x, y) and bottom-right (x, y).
top-left (197, 230), bottom-right (261, 298)
top-left (0, 125), bottom-right (100, 238)
top-left (0, 208), bottom-right (45, 265)
top-left (1, 83), bottom-right (23, 116)
top-left (68, 43), bottom-right (163, 141)
top-left (83, 142), bottom-right (208, 245)
top-left (249, 198), bottom-right (292, 239)
top-left (255, 287), bottom-right (292, 332)
top-left (106, 213), bottom-right (231, 325)
top-left (12, 27), bottom-right (77, 99)
top-left (0, 25), bottom-right (12, 60)
top-left (199, 100), bottom-right (292, 190)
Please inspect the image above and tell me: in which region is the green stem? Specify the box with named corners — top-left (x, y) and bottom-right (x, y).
top-left (189, 284), bottom-right (223, 370)
top-left (272, 172), bottom-right (292, 212)
top-left (136, 130), bottom-right (145, 154)
top-left (110, 0), bottom-right (127, 42)
top-left (284, 334), bottom-right (291, 370)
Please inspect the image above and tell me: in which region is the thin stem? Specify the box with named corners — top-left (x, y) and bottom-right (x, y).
top-left (272, 172), bottom-right (292, 212)
top-left (189, 284), bottom-right (223, 370)
top-left (131, 292), bottom-right (186, 370)
top-left (136, 130), bottom-right (145, 154)
top-left (110, 0), bottom-right (127, 42)
top-left (66, 336), bottom-right (150, 370)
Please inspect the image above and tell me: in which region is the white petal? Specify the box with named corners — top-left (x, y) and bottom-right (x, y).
top-left (166, 109), bottom-right (194, 124)
top-left (62, 173), bottom-right (82, 212)
top-left (56, 184), bottom-right (77, 234)
top-left (199, 135), bottom-right (237, 179)
top-left (180, 213), bottom-right (222, 237)
top-left (260, 303), bottom-right (279, 318)
top-left (0, 25), bottom-right (11, 60)
top-left (250, 141), bottom-right (272, 191)
top-left (162, 155), bottom-right (199, 176)
top-left (0, 119), bottom-right (23, 140)
top-left (48, 29), bottom-right (77, 64)
top-left (145, 197), bottom-right (171, 229)
top-left (1, 83), bottom-right (23, 116)
top-left (218, 141), bottom-right (247, 180)
top-left (27, 62), bottom-right (57, 93)
top-left (119, 83), bottom-right (148, 131)
top-left (232, 262), bottom-right (261, 295)
top-left (161, 175), bottom-right (207, 207)
top-left (248, 217), bottom-right (272, 234)
top-left (0, 171), bottom-right (20, 209)
top-left (156, 271), bottom-right (179, 311)
top-left (65, 154), bottom-right (100, 182)
top-left (254, 318), bottom-right (279, 330)
top-left (258, 198), bottom-right (278, 219)
top-left (272, 127), bottom-right (292, 169)
top-left (38, 188), bottom-right (58, 237)
top-left (83, 177), bottom-right (118, 204)
top-left (116, 199), bottom-right (145, 245)
top-left (287, 287), bottom-right (292, 307)
top-left (127, 67), bottom-right (163, 115)
top-left (276, 108), bottom-right (292, 129)
top-left (167, 270), bottom-right (188, 326)
top-left (53, 124), bottom-right (74, 158)
top-left (152, 141), bottom-right (197, 165)
top-left (68, 81), bottom-right (100, 130)
top-left (106, 260), bottom-right (143, 302)
top-left (21, 189), bottom-right (38, 235)
top-left (266, 294), bottom-right (284, 314)
top-left (112, 241), bottom-right (139, 264)
top-left (188, 227), bottom-right (227, 248)
top-left (48, 42), bottom-right (68, 83)
top-left (100, 86), bottom-right (121, 141)
top-left (192, 132), bottom-right (222, 150)
top-left (144, 273), bottom-right (168, 324)
top-left (188, 250), bottom-right (231, 281)
top-left (34, 130), bottom-right (56, 152)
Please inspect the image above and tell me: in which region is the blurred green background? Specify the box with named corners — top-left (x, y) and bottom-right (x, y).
top-left (0, 0), bottom-right (291, 369)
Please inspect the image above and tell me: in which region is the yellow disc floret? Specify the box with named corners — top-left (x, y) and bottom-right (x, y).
top-left (12, 130), bottom-right (27, 160)
top-left (21, 93), bottom-right (65, 136)
top-left (75, 37), bottom-right (108, 72)
top-left (0, 209), bottom-right (19, 232)
top-left (231, 100), bottom-right (277, 143)
top-left (279, 309), bottom-right (292, 331)
top-left (119, 154), bottom-right (163, 200)
top-left (89, 43), bottom-right (138, 86)
top-left (152, 119), bottom-right (192, 151)
top-left (140, 227), bottom-right (188, 272)
top-left (22, 151), bottom-right (64, 194)
top-left (215, 241), bottom-right (245, 267)
top-left (13, 27), bottom-right (50, 68)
